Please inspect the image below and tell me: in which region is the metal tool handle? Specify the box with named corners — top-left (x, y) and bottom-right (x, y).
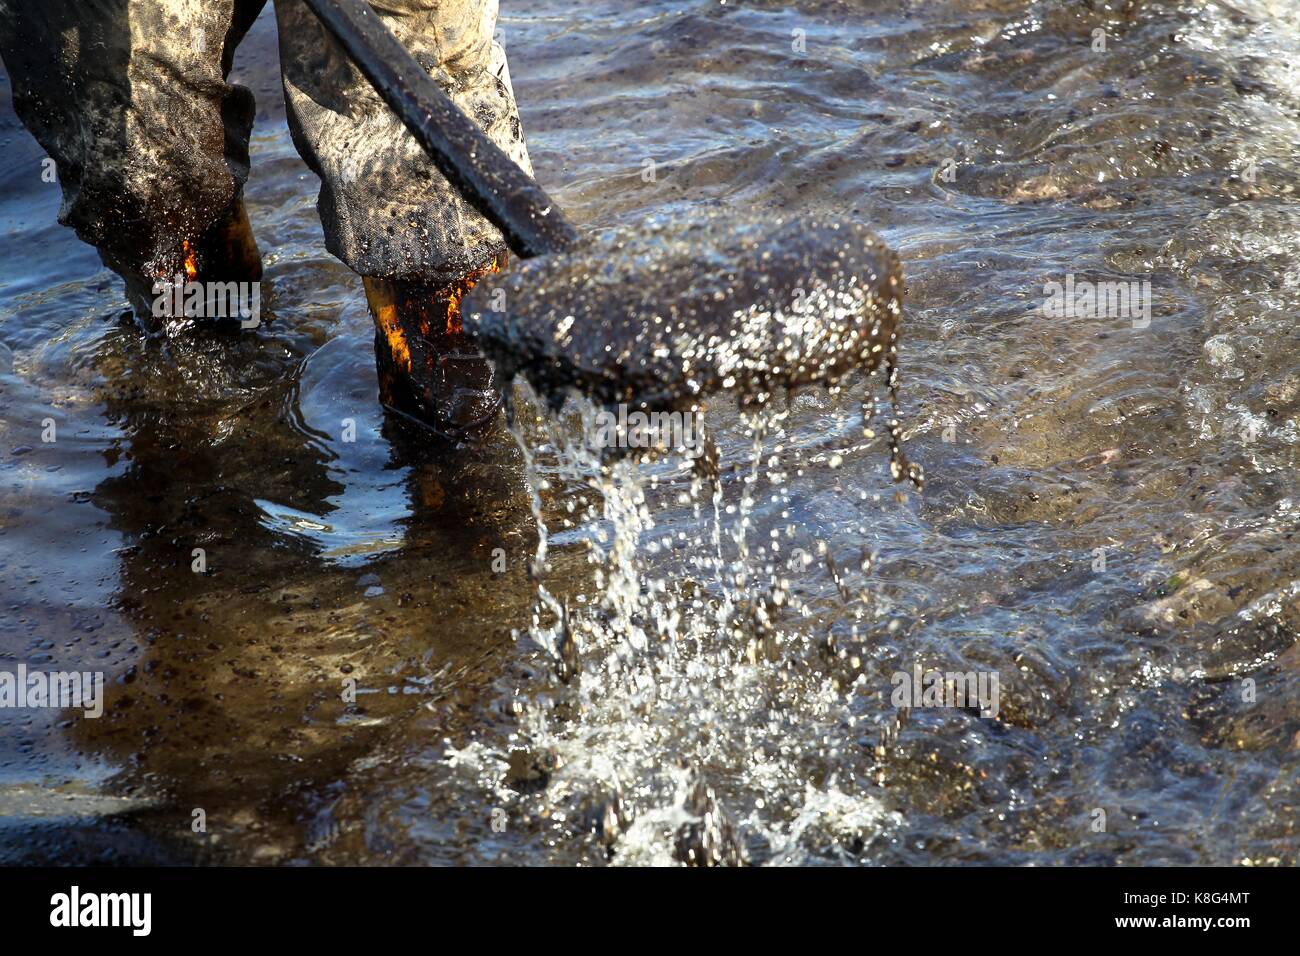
top-left (301, 0), bottom-right (581, 259)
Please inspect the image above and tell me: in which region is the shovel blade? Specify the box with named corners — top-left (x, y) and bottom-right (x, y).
top-left (462, 212), bottom-right (903, 410)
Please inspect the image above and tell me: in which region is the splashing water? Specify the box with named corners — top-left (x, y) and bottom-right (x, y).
top-left (500, 368), bottom-right (918, 865)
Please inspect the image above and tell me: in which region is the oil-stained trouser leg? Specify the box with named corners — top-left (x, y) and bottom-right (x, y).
top-left (274, 0), bottom-right (533, 438)
top-left (274, 0), bottom-right (531, 284)
top-left (0, 0), bottom-right (267, 319)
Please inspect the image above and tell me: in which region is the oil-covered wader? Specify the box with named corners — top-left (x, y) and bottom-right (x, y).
top-left (0, 0), bottom-right (531, 312)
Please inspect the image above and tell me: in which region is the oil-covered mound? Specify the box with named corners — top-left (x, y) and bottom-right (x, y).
top-left (463, 215), bottom-right (902, 409)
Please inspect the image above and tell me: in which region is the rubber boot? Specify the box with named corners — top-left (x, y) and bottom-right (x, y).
top-left (363, 252), bottom-right (506, 442)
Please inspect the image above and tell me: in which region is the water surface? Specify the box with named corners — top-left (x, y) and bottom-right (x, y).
top-left (0, 0), bottom-right (1297, 865)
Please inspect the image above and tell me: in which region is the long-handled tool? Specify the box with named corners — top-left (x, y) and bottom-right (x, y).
top-left (302, 0), bottom-right (905, 412)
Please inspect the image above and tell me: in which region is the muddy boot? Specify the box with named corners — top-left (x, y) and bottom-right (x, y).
top-left (121, 195), bottom-right (265, 329)
top-left (192, 195), bottom-right (264, 286)
top-left (363, 253), bottom-right (506, 442)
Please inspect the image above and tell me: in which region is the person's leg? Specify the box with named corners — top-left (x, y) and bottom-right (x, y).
top-left (274, 0), bottom-right (531, 439)
top-left (0, 0), bottom-right (266, 325)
